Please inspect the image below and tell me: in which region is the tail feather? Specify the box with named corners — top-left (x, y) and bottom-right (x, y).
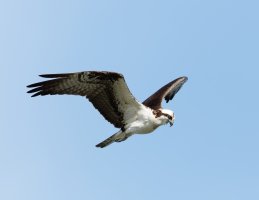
top-left (96, 130), bottom-right (134, 148)
top-left (96, 133), bottom-right (117, 148)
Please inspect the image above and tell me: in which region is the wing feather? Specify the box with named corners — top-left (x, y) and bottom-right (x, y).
top-left (143, 76), bottom-right (188, 110)
top-left (27, 71), bottom-right (141, 128)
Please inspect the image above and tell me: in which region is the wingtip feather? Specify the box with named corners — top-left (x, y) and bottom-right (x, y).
top-left (31, 93), bottom-right (40, 97)
top-left (182, 76), bottom-right (188, 82)
top-left (39, 73), bottom-right (72, 78)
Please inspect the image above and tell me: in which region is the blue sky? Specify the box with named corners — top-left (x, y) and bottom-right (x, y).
top-left (1, 0), bottom-right (259, 199)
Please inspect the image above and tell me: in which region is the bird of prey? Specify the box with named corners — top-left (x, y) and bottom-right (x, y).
top-left (27, 71), bottom-right (188, 148)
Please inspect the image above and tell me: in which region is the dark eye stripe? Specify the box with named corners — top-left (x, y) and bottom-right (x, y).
top-left (162, 113), bottom-right (172, 120)
top-left (166, 114), bottom-right (172, 120)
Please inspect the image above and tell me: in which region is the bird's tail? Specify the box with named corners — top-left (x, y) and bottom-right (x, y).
top-left (96, 133), bottom-right (117, 148)
top-left (96, 130), bottom-right (131, 148)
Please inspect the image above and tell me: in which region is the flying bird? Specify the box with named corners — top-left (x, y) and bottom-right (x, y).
top-left (27, 71), bottom-right (188, 148)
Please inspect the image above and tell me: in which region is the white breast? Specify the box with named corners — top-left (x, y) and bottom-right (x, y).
top-left (124, 105), bottom-right (164, 134)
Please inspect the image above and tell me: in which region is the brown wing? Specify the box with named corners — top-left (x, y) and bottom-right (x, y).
top-left (27, 71), bottom-right (141, 128)
top-left (142, 76), bottom-right (188, 110)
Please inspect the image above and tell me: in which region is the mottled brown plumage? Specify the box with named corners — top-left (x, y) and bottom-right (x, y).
top-left (27, 71), bottom-right (138, 129)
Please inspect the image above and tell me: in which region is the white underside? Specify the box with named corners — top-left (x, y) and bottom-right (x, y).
top-left (113, 105), bottom-right (172, 142)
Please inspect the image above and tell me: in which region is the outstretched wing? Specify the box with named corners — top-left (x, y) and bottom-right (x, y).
top-left (27, 71), bottom-right (142, 129)
top-left (143, 76), bottom-right (188, 110)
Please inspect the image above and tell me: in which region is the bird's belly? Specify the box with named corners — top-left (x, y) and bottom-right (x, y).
top-left (126, 120), bottom-right (159, 135)
top-left (137, 125), bottom-right (158, 134)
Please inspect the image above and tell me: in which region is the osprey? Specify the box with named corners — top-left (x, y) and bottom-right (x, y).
top-left (27, 71), bottom-right (188, 148)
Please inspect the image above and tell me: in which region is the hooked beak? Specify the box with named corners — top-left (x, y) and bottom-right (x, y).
top-left (169, 121), bottom-right (174, 127)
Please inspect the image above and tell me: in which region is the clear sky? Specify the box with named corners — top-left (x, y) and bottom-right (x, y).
top-left (1, 0), bottom-right (259, 199)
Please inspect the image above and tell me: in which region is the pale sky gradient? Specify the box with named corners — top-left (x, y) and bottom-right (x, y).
top-left (1, 0), bottom-right (259, 200)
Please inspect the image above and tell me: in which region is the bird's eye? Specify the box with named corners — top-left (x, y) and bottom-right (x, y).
top-left (168, 115), bottom-right (172, 120)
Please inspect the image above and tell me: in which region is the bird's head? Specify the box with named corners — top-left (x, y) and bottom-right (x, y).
top-left (160, 109), bottom-right (175, 127)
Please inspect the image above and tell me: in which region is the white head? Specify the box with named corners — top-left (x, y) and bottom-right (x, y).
top-left (160, 109), bottom-right (175, 127)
